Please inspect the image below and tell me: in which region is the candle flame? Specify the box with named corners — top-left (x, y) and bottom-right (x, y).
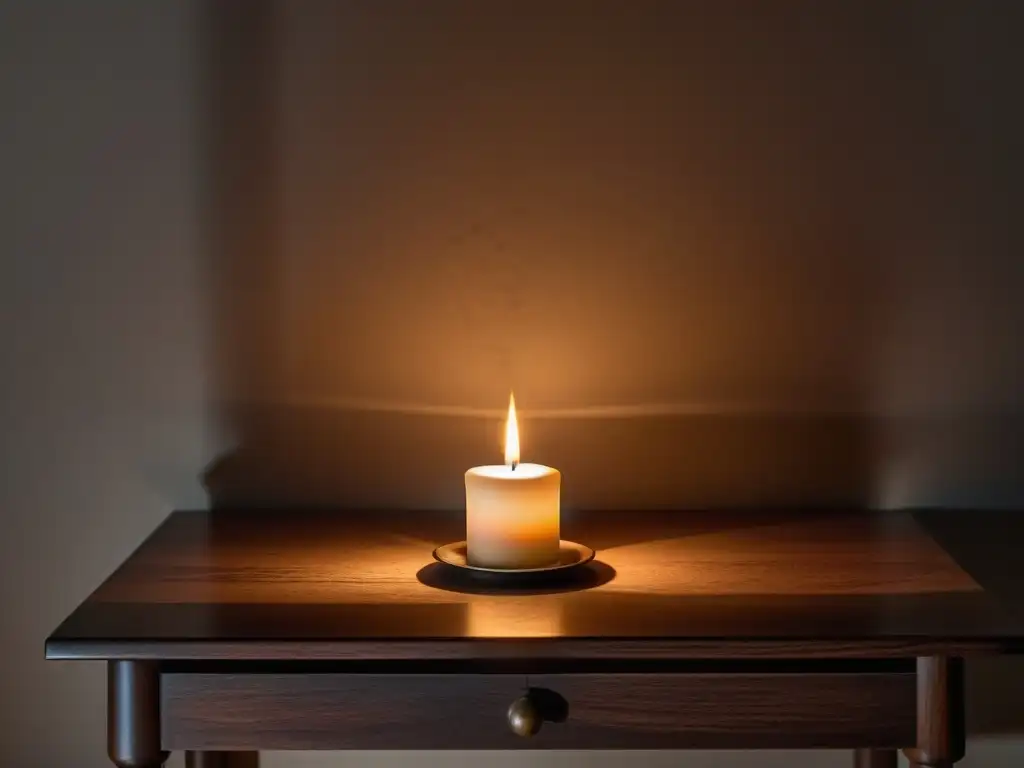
top-left (504, 392), bottom-right (519, 468)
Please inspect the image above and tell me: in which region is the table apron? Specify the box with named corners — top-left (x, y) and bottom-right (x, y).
top-left (161, 670), bottom-right (915, 751)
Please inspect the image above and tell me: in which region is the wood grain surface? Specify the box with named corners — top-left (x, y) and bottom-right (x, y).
top-left (162, 670), bottom-right (915, 750)
top-left (46, 510), bottom-right (1024, 661)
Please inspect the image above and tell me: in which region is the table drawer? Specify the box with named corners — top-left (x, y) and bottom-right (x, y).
top-left (162, 670), bottom-right (915, 750)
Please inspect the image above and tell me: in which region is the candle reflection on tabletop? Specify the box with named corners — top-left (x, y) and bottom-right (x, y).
top-left (467, 597), bottom-right (565, 638)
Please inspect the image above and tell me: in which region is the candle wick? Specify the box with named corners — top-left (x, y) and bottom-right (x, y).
top-left (511, 461), bottom-right (518, 471)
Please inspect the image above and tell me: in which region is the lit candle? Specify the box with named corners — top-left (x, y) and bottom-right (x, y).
top-left (465, 394), bottom-right (561, 569)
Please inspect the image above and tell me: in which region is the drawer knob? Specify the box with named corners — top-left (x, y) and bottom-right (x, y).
top-left (507, 695), bottom-right (543, 737)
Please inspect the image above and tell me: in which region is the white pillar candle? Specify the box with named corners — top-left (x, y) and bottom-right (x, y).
top-left (465, 394), bottom-right (561, 569)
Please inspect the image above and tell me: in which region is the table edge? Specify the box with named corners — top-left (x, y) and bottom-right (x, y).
top-left (44, 636), bottom-right (1024, 662)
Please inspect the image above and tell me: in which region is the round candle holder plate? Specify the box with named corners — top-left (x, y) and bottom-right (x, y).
top-left (432, 540), bottom-right (596, 584)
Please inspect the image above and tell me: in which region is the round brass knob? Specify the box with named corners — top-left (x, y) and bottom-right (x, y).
top-left (507, 695), bottom-right (543, 737)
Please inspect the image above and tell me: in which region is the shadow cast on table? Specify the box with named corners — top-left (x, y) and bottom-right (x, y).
top-left (416, 560), bottom-right (617, 596)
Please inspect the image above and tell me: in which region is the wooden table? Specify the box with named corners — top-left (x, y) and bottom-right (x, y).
top-left (47, 509), bottom-right (1024, 767)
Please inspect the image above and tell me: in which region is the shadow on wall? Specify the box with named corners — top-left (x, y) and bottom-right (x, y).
top-left (198, 0), bottom-right (1024, 734)
top-left (204, 404), bottom-right (877, 510)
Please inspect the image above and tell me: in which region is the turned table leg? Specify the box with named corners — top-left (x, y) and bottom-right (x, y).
top-left (186, 752), bottom-right (260, 768)
top-left (903, 656), bottom-right (965, 768)
top-left (108, 661), bottom-right (169, 768)
top-left (854, 749), bottom-right (897, 768)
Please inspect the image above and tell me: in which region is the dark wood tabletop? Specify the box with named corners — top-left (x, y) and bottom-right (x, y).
top-left (46, 509), bottom-right (1024, 662)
